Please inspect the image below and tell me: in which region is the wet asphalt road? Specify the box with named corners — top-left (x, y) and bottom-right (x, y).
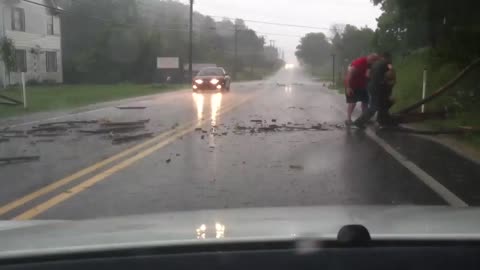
top-left (1, 68), bottom-right (479, 220)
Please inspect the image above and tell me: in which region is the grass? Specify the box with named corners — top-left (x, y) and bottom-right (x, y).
top-left (392, 49), bottom-right (461, 111)
top-left (0, 83), bottom-right (187, 118)
top-left (392, 48), bottom-right (480, 153)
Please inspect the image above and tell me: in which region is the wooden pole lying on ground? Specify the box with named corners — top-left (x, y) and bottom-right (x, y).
top-left (396, 58), bottom-right (480, 115)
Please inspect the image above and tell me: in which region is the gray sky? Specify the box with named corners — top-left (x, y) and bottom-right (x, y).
top-left (180, 0), bottom-right (382, 63)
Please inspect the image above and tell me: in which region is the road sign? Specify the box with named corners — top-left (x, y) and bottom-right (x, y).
top-left (157, 57), bottom-right (180, 69)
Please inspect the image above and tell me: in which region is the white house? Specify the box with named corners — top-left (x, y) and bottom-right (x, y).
top-left (0, 0), bottom-right (63, 87)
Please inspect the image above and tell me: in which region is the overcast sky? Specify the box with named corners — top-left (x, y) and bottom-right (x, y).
top-left (178, 0), bottom-right (382, 63)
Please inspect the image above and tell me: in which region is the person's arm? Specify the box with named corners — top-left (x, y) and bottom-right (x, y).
top-left (345, 66), bottom-right (356, 96)
top-left (385, 64), bottom-right (396, 86)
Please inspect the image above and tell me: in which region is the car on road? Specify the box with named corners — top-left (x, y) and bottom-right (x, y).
top-left (193, 67), bottom-right (231, 92)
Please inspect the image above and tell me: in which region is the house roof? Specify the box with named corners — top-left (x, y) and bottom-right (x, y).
top-left (45, 0), bottom-right (64, 12)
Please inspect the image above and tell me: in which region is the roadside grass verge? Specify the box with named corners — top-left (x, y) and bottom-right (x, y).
top-left (392, 48), bottom-right (480, 153)
top-left (392, 49), bottom-right (462, 112)
top-left (0, 83), bottom-right (187, 118)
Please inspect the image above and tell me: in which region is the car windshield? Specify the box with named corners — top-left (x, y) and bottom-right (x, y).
top-left (1, 0), bottom-right (480, 247)
top-left (197, 68), bottom-right (224, 76)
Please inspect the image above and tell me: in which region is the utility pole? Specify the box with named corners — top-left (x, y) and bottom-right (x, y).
top-left (188, 0), bottom-right (194, 82)
top-left (233, 22), bottom-right (238, 80)
top-left (332, 53), bottom-right (336, 87)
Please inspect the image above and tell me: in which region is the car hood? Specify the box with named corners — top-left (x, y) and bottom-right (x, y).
top-left (1, 206), bottom-right (480, 258)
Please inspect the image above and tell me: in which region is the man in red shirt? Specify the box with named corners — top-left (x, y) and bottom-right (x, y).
top-left (344, 54), bottom-right (379, 125)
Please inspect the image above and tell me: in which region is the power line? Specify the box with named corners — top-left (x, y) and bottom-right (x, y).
top-left (21, 0), bottom-right (306, 49)
top-left (206, 15), bottom-right (330, 30)
top-left (135, 1), bottom-right (330, 31)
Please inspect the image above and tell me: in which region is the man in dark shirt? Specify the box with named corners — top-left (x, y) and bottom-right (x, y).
top-left (353, 52), bottom-right (392, 128)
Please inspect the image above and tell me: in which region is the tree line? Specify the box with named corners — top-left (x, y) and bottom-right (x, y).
top-left (295, 24), bottom-right (375, 75)
top-left (296, 0), bottom-right (480, 71)
top-left (58, 0), bottom-right (282, 84)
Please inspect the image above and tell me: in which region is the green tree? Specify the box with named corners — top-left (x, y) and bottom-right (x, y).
top-left (331, 24), bottom-right (375, 63)
top-left (60, 0), bottom-right (280, 83)
top-left (372, 0), bottom-right (480, 62)
top-left (295, 33), bottom-right (332, 67)
top-left (0, 38), bottom-right (16, 85)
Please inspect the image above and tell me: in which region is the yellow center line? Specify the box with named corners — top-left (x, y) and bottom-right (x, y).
top-left (0, 128), bottom-right (181, 217)
top-left (0, 92), bottom-right (253, 218)
top-left (13, 93), bottom-right (256, 220)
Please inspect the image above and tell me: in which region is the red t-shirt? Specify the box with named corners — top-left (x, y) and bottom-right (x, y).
top-left (348, 57), bottom-right (369, 90)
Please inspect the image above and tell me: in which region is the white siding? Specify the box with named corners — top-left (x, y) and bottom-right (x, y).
top-left (0, 3), bottom-right (7, 87)
top-left (6, 31), bottom-right (61, 50)
top-left (1, 0), bottom-right (63, 86)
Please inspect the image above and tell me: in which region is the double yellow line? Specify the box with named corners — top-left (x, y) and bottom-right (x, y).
top-left (1, 93), bottom-right (255, 220)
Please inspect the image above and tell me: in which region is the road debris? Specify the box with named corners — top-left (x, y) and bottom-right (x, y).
top-left (166, 158), bottom-right (171, 164)
top-left (250, 120), bottom-right (263, 123)
top-left (258, 125), bottom-right (278, 132)
top-left (80, 124), bottom-right (146, 134)
top-left (176, 153), bottom-right (181, 157)
top-left (32, 132), bottom-right (69, 137)
top-left (33, 139), bottom-right (55, 143)
top-left (0, 156), bottom-right (40, 164)
top-left (112, 133), bottom-right (154, 144)
top-left (38, 120), bottom-right (98, 127)
top-left (0, 134), bottom-right (29, 138)
top-left (201, 135), bottom-right (205, 140)
top-left (116, 106), bottom-right (147, 110)
top-left (28, 126), bottom-right (69, 134)
top-left (311, 124), bottom-right (328, 131)
top-left (235, 125), bottom-right (248, 130)
top-left (100, 119), bottom-right (150, 127)
top-left (289, 165), bottom-right (304, 170)
top-left (272, 119), bottom-right (277, 122)
top-left (0, 130), bottom-right (25, 134)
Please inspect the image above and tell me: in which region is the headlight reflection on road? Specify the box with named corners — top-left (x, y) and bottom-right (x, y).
top-left (192, 93), bottom-right (205, 123)
top-left (210, 93), bottom-right (222, 127)
top-left (192, 92), bottom-right (223, 126)
top-left (285, 85), bottom-right (292, 94)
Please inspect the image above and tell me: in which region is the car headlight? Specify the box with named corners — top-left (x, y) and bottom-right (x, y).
top-left (210, 78), bottom-right (220, 85)
top-left (195, 79), bottom-right (204, 84)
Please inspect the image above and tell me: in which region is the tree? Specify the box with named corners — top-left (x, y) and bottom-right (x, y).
top-left (372, 0), bottom-right (480, 62)
top-left (295, 33), bottom-right (332, 67)
top-left (331, 24), bottom-right (375, 64)
top-left (0, 38), bottom-right (16, 85)
top-left (60, 0), bottom-right (280, 83)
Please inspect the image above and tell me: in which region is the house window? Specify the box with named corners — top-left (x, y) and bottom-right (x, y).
top-left (46, 51), bottom-right (57, 72)
top-left (15, 50), bottom-right (27, 72)
top-left (47, 15), bottom-right (54, 35)
top-left (12, 8), bottom-right (25, 32)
